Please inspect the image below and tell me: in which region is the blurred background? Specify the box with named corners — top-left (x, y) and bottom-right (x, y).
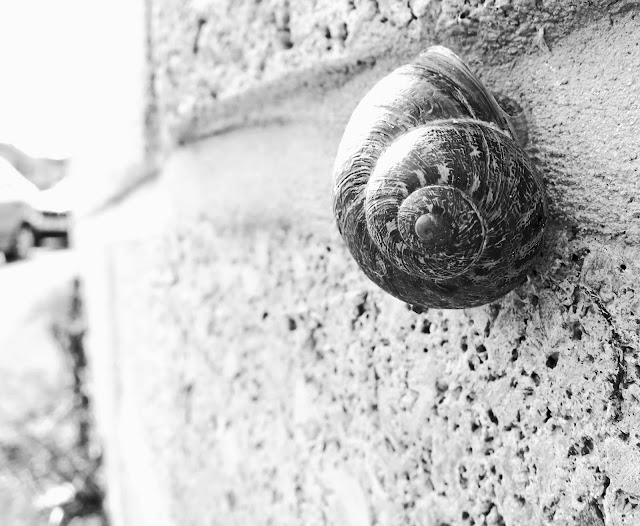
top-left (0, 1), bottom-right (123, 524)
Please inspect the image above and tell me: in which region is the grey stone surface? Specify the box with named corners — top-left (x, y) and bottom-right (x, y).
top-left (80, 2), bottom-right (640, 526)
top-left (148, 0), bottom-right (636, 144)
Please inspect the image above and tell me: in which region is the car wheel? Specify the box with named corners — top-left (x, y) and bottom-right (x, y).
top-left (5, 225), bottom-right (35, 262)
top-left (59, 233), bottom-right (70, 249)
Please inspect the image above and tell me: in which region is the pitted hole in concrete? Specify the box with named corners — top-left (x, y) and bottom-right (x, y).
top-left (570, 320), bottom-right (583, 340)
top-left (421, 318), bottom-right (432, 333)
top-left (275, 3), bottom-right (293, 49)
top-left (323, 26), bottom-right (332, 51)
top-left (470, 344), bottom-right (488, 368)
top-left (484, 319), bottom-right (492, 337)
top-left (461, 335), bottom-right (468, 352)
top-left (487, 409), bottom-right (499, 425)
top-left (454, 456), bottom-right (469, 485)
top-left (581, 436), bottom-right (594, 455)
top-left (350, 292), bottom-right (369, 328)
top-left (530, 371), bottom-right (540, 386)
top-left (545, 352), bottom-right (559, 368)
top-left (568, 437), bottom-right (595, 457)
top-left (511, 348), bottom-right (519, 361)
top-left (457, 7), bottom-right (471, 24)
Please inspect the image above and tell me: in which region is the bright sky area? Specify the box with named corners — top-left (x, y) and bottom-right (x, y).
top-left (0, 1), bottom-right (96, 159)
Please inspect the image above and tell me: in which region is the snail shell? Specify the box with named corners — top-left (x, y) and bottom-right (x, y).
top-left (332, 46), bottom-right (547, 309)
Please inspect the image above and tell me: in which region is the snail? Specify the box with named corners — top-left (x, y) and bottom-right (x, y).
top-left (332, 46), bottom-right (547, 309)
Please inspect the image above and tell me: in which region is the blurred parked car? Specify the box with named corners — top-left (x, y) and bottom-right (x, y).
top-left (0, 158), bottom-right (72, 261)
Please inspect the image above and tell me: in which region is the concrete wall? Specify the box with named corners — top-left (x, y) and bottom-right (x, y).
top-left (79, 2), bottom-right (640, 525)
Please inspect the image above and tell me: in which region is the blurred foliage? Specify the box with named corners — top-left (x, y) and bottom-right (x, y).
top-left (0, 277), bottom-right (107, 526)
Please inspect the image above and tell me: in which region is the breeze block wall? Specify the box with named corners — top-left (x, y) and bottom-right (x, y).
top-left (79, 1), bottom-right (640, 525)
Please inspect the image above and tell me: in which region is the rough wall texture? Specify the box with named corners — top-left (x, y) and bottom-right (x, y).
top-left (148, 0), bottom-right (637, 143)
top-left (81, 2), bottom-right (640, 526)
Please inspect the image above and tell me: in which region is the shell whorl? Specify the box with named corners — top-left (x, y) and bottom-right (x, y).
top-left (332, 46), bottom-right (548, 309)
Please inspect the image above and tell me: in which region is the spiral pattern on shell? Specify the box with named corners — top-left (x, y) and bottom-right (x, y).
top-left (332, 46), bottom-right (548, 309)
